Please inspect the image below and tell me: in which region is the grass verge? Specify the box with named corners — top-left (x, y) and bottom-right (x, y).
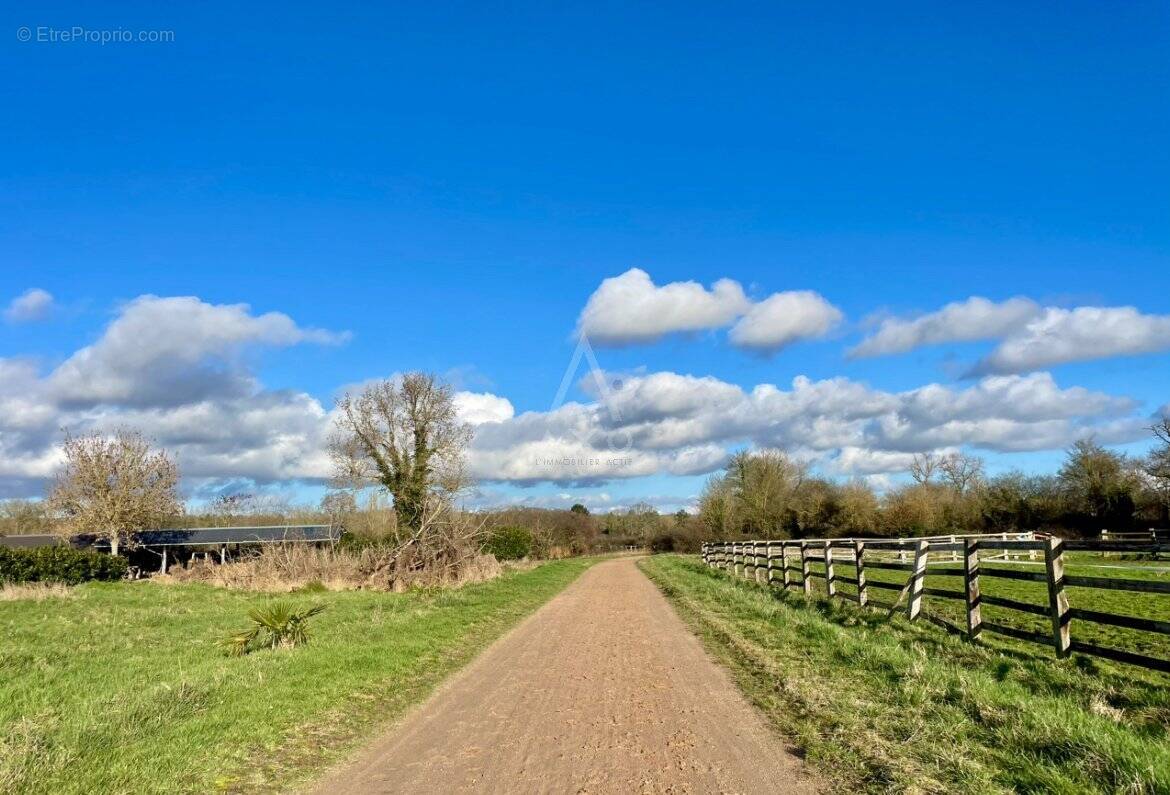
top-left (640, 554), bottom-right (1170, 794)
top-left (0, 557), bottom-right (595, 794)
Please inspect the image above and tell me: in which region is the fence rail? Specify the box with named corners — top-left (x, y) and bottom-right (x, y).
top-left (701, 533), bottom-right (1170, 674)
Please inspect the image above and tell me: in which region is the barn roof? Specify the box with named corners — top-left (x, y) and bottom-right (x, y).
top-left (133, 525), bottom-right (340, 546)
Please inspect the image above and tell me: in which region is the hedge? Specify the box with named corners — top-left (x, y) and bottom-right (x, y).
top-left (0, 545), bottom-right (129, 585)
top-left (483, 526), bottom-right (533, 561)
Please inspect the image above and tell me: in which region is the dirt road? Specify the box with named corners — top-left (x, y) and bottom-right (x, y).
top-left (312, 557), bottom-right (819, 794)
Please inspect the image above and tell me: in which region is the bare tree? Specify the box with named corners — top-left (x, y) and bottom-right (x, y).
top-left (47, 429), bottom-right (182, 555)
top-left (1145, 418), bottom-right (1170, 506)
top-left (909, 452), bottom-right (940, 485)
top-left (330, 373), bottom-right (472, 530)
top-left (939, 452), bottom-right (985, 493)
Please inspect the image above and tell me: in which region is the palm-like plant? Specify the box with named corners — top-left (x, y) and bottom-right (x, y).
top-left (221, 602), bottom-right (326, 656)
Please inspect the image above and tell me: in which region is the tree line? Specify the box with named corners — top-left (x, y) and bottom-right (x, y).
top-left (697, 421), bottom-right (1170, 540)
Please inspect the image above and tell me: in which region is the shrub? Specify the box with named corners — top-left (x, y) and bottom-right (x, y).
top-left (0, 545), bottom-right (128, 585)
top-left (221, 602), bottom-right (326, 656)
top-left (483, 526), bottom-right (533, 560)
top-left (649, 533), bottom-right (677, 553)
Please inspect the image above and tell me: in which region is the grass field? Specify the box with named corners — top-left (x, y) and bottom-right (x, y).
top-left (641, 554), bottom-right (1170, 794)
top-left (0, 558), bottom-right (595, 794)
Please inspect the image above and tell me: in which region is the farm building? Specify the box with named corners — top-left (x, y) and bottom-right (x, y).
top-left (0, 524), bottom-right (342, 573)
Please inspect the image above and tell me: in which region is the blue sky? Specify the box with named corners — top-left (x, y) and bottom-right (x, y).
top-left (1, 2), bottom-right (1168, 511)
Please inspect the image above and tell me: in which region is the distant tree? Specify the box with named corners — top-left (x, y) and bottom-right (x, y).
top-left (569, 503), bottom-right (590, 515)
top-left (1146, 418), bottom-right (1170, 509)
top-left (698, 474), bottom-right (740, 536)
top-left (909, 452), bottom-right (940, 485)
top-left (726, 450), bottom-right (806, 537)
top-left (0, 499), bottom-right (50, 536)
top-left (320, 491), bottom-right (358, 524)
top-left (330, 373), bottom-right (472, 530)
top-left (939, 452), bottom-right (985, 494)
top-left (47, 429), bottom-right (182, 556)
top-left (1058, 439), bottom-right (1137, 533)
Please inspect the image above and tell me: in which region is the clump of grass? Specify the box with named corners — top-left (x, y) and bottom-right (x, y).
top-left (0, 582), bottom-right (73, 601)
top-left (641, 554), bottom-right (1170, 794)
top-left (220, 602), bottom-right (326, 656)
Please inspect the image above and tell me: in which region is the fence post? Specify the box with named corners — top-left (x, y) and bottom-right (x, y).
top-left (781, 542), bottom-right (791, 589)
top-left (907, 540), bottom-right (928, 621)
top-left (950, 534), bottom-right (958, 563)
top-left (824, 540), bottom-right (836, 598)
top-left (963, 538), bottom-right (982, 640)
top-left (733, 543), bottom-right (742, 578)
top-left (854, 540), bottom-right (867, 607)
top-left (755, 541), bottom-right (766, 584)
top-left (766, 542), bottom-right (777, 585)
top-left (800, 541), bottom-right (811, 594)
top-left (1043, 537), bottom-right (1071, 658)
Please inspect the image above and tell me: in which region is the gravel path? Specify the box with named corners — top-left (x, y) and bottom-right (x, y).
top-left (311, 557), bottom-right (820, 794)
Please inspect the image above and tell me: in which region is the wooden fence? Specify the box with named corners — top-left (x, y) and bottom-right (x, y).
top-left (701, 534), bottom-right (1170, 674)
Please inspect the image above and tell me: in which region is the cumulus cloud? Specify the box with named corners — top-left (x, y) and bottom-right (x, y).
top-left (0, 295), bottom-right (352, 497)
top-left (464, 369), bottom-right (1145, 485)
top-left (574, 269), bottom-right (844, 350)
top-left (3, 288), bottom-right (55, 323)
top-left (852, 296), bottom-right (1170, 375)
top-left (454, 391), bottom-right (515, 425)
top-left (575, 268), bottom-right (751, 345)
top-left (49, 295), bottom-right (348, 408)
top-left (728, 291), bottom-right (843, 352)
top-left (850, 296), bottom-right (1040, 357)
top-left (972, 306), bottom-right (1170, 375)
top-left (0, 290), bottom-right (1154, 499)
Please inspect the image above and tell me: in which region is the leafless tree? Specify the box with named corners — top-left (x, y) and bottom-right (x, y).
top-left (939, 452), bottom-right (985, 493)
top-left (330, 373), bottom-right (472, 530)
top-left (47, 429), bottom-right (182, 555)
top-left (909, 452), bottom-right (940, 485)
top-left (1145, 418), bottom-right (1170, 505)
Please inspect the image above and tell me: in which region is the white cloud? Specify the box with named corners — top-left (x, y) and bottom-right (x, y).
top-left (575, 268), bottom-right (842, 352)
top-left (49, 295), bottom-right (348, 408)
top-left (850, 296), bottom-right (1040, 358)
top-left (454, 391), bottom-right (515, 425)
top-left (0, 295), bottom-right (350, 496)
top-left (464, 369), bottom-right (1144, 484)
top-left (3, 288), bottom-right (55, 324)
top-left (973, 306), bottom-right (1170, 374)
top-left (0, 290), bottom-right (1155, 499)
top-left (728, 291), bottom-right (843, 352)
top-left (575, 268), bottom-right (750, 345)
top-left (851, 296), bottom-right (1170, 374)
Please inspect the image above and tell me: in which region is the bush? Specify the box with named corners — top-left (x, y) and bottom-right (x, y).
top-left (0, 545), bottom-right (128, 584)
top-left (649, 533), bottom-right (677, 553)
top-left (483, 526), bottom-right (533, 560)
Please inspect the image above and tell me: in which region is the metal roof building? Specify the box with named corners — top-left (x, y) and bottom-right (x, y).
top-left (133, 525), bottom-right (340, 547)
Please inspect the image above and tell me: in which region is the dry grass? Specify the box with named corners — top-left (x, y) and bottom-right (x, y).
top-left (160, 544), bottom-right (507, 592)
top-left (0, 582), bottom-right (74, 601)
